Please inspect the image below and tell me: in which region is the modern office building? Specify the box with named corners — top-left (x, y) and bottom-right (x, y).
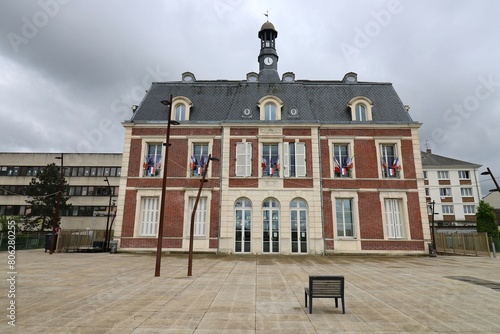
top-left (114, 21), bottom-right (430, 254)
top-left (0, 152), bottom-right (121, 230)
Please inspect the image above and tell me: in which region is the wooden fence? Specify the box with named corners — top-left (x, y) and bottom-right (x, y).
top-left (435, 232), bottom-right (490, 256)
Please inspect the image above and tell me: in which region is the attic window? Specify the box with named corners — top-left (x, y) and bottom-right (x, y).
top-left (172, 96), bottom-right (193, 121)
top-left (348, 96), bottom-right (373, 121)
top-left (257, 95), bottom-right (283, 121)
top-left (342, 72), bottom-right (358, 83)
top-left (247, 72), bottom-right (258, 82)
top-left (182, 72), bottom-right (196, 82)
top-left (282, 72), bottom-right (295, 82)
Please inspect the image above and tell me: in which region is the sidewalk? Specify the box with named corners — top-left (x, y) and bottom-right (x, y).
top-left (2, 250), bottom-right (499, 333)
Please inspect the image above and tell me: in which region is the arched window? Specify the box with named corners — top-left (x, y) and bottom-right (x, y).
top-left (264, 103), bottom-right (277, 120)
top-left (258, 95), bottom-right (283, 121)
top-left (175, 104), bottom-right (186, 121)
top-left (262, 198), bottom-right (280, 253)
top-left (348, 96), bottom-right (373, 121)
top-left (290, 199), bottom-right (308, 253)
top-left (235, 198), bottom-right (252, 253)
top-left (355, 104), bottom-right (367, 121)
top-left (171, 96), bottom-right (193, 121)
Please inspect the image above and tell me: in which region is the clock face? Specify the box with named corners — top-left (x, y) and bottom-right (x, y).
top-left (264, 57), bottom-right (273, 65)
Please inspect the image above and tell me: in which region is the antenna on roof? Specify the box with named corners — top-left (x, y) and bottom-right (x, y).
top-left (425, 140), bottom-right (432, 153)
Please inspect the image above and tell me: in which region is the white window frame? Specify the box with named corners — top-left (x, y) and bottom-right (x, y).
top-left (384, 199), bottom-right (404, 239)
top-left (380, 192), bottom-right (410, 240)
top-left (335, 198), bottom-right (355, 238)
top-left (439, 188), bottom-right (452, 198)
top-left (143, 142), bottom-right (163, 177)
top-left (188, 138), bottom-right (213, 177)
top-left (376, 140), bottom-right (403, 179)
top-left (183, 190), bottom-right (212, 239)
top-left (139, 197), bottom-right (159, 236)
top-left (458, 170), bottom-right (470, 179)
top-left (461, 188), bottom-right (473, 197)
top-left (236, 142), bottom-right (252, 177)
top-left (332, 142), bottom-right (354, 178)
top-left (441, 205), bottom-right (454, 214)
top-left (189, 197), bottom-right (207, 237)
top-left (171, 96), bottom-right (192, 121)
top-left (257, 95), bottom-right (283, 121)
top-left (437, 171), bottom-right (449, 179)
top-left (463, 205), bottom-right (476, 214)
top-left (283, 142), bottom-right (306, 177)
top-left (348, 96), bottom-right (373, 121)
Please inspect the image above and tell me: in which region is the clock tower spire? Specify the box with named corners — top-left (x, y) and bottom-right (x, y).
top-left (258, 19), bottom-right (279, 82)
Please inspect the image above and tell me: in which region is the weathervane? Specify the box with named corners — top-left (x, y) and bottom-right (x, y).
top-left (264, 10), bottom-right (269, 21)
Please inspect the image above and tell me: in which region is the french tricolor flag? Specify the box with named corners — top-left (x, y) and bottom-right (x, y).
top-left (268, 166), bottom-right (274, 175)
top-left (197, 166), bottom-right (203, 175)
top-left (388, 168), bottom-right (395, 176)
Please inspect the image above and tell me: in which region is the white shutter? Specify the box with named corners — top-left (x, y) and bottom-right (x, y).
top-left (140, 197), bottom-right (159, 236)
top-left (385, 199), bottom-right (403, 239)
top-left (295, 142), bottom-right (306, 177)
top-left (245, 142), bottom-right (252, 177)
top-left (283, 142), bottom-right (290, 177)
top-left (236, 142), bottom-right (252, 177)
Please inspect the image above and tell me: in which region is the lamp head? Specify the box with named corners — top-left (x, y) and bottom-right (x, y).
top-left (160, 100), bottom-right (170, 106)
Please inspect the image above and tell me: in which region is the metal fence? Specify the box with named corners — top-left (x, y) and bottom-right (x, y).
top-left (0, 229), bottom-right (113, 252)
top-left (56, 229), bottom-right (113, 252)
top-left (435, 232), bottom-right (490, 256)
top-left (0, 232), bottom-right (46, 251)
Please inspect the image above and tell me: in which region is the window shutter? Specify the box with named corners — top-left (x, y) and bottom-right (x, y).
top-left (283, 142), bottom-right (290, 177)
top-left (385, 199), bottom-right (403, 238)
top-left (295, 142), bottom-right (306, 177)
top-left (245, 142), bottom-right (252, 177)
top-left (236, 143), bottom-right (246, 176)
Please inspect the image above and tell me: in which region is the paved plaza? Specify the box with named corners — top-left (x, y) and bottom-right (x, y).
top-left (1, 250), bottom-right (500, 333)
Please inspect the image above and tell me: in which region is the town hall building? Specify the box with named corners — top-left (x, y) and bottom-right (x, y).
top-left (113, 21), bottom-right (430, 255)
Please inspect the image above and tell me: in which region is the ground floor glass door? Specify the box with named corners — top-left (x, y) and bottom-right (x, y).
top-left (291, 199), bottom-right (307, 253)
top-left (235, 198), bottom-right (251, 252)
top-left (263, 199), bottom-right (280, 253)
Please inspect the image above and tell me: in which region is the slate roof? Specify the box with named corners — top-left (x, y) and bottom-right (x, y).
top-left (421, 151), bottom-right (481, 169)
top-left (129, 78), bottom-right (417, 125)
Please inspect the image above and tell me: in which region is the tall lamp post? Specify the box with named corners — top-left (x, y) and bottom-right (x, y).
top-left (49, 153), bottom-right (64, 254)
top-left (155, 95), bottom-right (179, 277)
top-left (187, 154), bottom-right (219, 277)
top-left (103, 176), bottom-right (113, 251)
top-left (481, 167), bottom-right (500, 192)
top-left (428, 200), bottom-right (436, 250)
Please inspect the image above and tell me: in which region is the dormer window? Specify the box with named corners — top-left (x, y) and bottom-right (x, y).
top-left (175, 104), bottom-right (186, 121)
top-left (258, 95), bottom-right (283, 121)
top-left (355, 104), bottom-right (367, 121)
top-left (172, 96), bottom-right (193, 121)
top-left (264, 103), bottom-right (277, 120)
top-left (348, 96), bottom-right (373, 121)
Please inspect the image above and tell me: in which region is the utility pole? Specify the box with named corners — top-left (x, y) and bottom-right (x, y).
top-left (49, 153), bottom-right (63, 254)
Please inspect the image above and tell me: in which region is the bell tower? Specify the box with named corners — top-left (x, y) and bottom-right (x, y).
top-left (258, 20), bottom-right (279, 82)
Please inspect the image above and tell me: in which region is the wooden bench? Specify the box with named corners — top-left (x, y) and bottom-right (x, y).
top-left (304, 275), bottom-right (345, 314)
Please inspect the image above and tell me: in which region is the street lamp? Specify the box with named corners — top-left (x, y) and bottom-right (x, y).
top-left (103, 176), bottom-right (113, 251)
top-left (481, 167), bottom-right (500, 192)
top-left (427, 200), bottom-right (438, 256)
top-left (49, 153), bottom-right (64, 254)
top-left (155, 95), bottom-right (180, 277)
top-left (187, 154), bottom-right (219, 276)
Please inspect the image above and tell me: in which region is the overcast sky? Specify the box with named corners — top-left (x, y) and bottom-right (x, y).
top-left (1, 0), bottom-right (499, 195)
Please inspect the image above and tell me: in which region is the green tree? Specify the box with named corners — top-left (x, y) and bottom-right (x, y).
top-left (476, 200), bottom-right (499, 239)
top-left (25, 163), bottom-right (71, 231)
